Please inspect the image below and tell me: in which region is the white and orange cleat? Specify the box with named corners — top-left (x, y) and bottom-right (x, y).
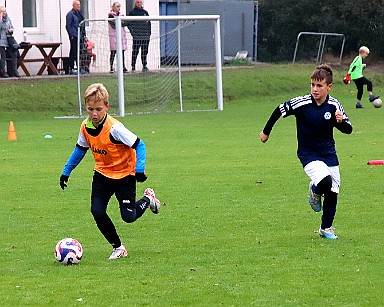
top-left (144, 188), bottom-right (161, 214)
top-left (109, 244), bottom-right (128, 260)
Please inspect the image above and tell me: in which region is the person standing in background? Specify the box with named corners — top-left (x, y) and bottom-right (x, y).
top-left (0, 6), bottom-right (20, 78)
top-left (128, 0), bottom-right (151, 72)
top-left (108, 2), bottom-right (128, 73)
top-left (66, 0), bottom-right (86, 74)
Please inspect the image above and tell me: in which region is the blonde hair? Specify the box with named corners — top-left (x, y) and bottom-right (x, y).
top-left (359, 46), bottom-right (370, 55)
top-left (112, 2), bottom-right (121, 9)
top-left (84, 83), bottom-right (109, 105)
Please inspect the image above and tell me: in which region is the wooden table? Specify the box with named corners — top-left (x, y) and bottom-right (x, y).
top-left (18, 43), bottom-right (61, 76)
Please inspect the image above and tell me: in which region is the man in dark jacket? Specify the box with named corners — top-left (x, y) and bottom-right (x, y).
top-left (66, 0), bottom-right (86, 74)
top-left (127, 0), bottom-right (151, 72)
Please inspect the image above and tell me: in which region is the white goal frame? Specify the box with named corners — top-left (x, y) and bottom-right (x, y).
top-left (76, 15), bottom-right (223, 117)
top-left (292, 32), bottom-right (345, 65)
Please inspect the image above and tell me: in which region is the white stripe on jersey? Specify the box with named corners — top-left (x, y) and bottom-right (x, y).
top-left (279, 94), bottom-right (351, 125)
top-left (279, 94), bottom-right (312, 117)
top-left (328, 96), bottom-right (351, 124)
top-left (328, 96), bottom-right (342, 112)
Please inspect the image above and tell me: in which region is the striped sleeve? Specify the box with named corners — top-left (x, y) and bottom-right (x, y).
top-left (280, 95), bottom-right (312, 117)
top-left (328, 96), bottom-right (352, 126)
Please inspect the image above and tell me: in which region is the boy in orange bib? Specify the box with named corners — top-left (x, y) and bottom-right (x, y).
top-left (60, 83), bottom-right (160, 260)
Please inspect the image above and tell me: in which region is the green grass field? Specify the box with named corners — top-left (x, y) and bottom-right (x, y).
top-left (1, 64), bottom-right (384, 306)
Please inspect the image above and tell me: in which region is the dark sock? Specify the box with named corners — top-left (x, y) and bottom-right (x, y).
top-left (321, 191), bottom-right (337, 229)
top-left (112, 241), bottom-right (122, 249)
top-left (94, 215), bottom-right (121, 248)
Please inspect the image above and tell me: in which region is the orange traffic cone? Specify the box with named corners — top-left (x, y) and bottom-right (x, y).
top-left (8, 121), bottom-right (17, 141)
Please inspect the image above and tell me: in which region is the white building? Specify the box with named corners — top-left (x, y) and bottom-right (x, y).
top-left (2, 0), bottom-right (159, 74)
top-left (2, 0), bottom-right (257, 75)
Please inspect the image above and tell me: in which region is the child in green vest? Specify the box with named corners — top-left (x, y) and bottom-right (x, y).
top-left (344, 46), bottom-right (379, 108)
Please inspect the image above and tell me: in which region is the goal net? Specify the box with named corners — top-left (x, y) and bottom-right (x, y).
top-left (71, 15), bottom-right (222, 117)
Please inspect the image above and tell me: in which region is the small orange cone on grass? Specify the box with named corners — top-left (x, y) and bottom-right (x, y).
top-left (8, 121), bottom-right (17, 141)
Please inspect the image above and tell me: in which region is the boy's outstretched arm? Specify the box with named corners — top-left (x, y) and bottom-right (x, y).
top-left (133, 139), bottom-right (147, 182)
top-left (260, 105), bottom-right (281, 143)
top-left (60, 145), bottom-right (88, 190)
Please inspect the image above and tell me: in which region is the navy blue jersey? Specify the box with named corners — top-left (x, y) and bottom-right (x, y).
top-left (279, 94), bottom-right (352, 167)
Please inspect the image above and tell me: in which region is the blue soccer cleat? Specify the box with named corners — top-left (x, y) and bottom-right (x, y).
top-left (309, 182), bottom-right (322, 212)
top-left (355, 102), bottom-right (364, 109)
top-left (369, 95), bottom-right (380, 102)
top-left (319, 227), bottom-right (338, 240)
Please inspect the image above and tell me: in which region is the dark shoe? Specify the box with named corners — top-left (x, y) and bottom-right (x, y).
top-left (356, 102), bottom-right (364, 109)
top-left (11, 72), bottom-right (21, 78)
top-left (1, 73), bottom-right (9, 78)
top-left (69, 69), bottom-right (76, 75)
top-left (109, 69), bottom-right (114, 74)
top-left (142, 66), bottom-right (149, 72)
top-left (369, 95), bottom-right (380, 102)
top-left (123, 68), bottom-right (128, 73)
top-left (308, 182), bottom-right (322, 212)
top-left (131, 67), bottom-right (135, 72)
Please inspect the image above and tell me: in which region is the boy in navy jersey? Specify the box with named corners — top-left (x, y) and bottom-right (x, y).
top-left (260, 64), bottom-right (352, 239)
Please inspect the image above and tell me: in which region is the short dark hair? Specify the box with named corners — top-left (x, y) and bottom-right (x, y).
top-left (311, 64), bottom-right (333, 84)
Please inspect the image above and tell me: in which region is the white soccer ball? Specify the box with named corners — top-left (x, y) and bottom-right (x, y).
top-left (373, 98), bottom-right (382, 108)
top-left (54, 238), bottom-right (83, 265)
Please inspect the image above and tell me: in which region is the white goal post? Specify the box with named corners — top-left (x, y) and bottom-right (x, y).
top-left (74, 15), bottom-right (223, 117)
top-left (292, 32), bottom-right (345, 65)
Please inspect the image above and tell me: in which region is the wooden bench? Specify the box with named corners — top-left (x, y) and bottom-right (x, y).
top-left (18, 42), bottom-right (62, 76)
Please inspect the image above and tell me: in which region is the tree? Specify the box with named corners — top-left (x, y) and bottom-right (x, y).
top-left (258, 0), bottom-right (384, 62)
